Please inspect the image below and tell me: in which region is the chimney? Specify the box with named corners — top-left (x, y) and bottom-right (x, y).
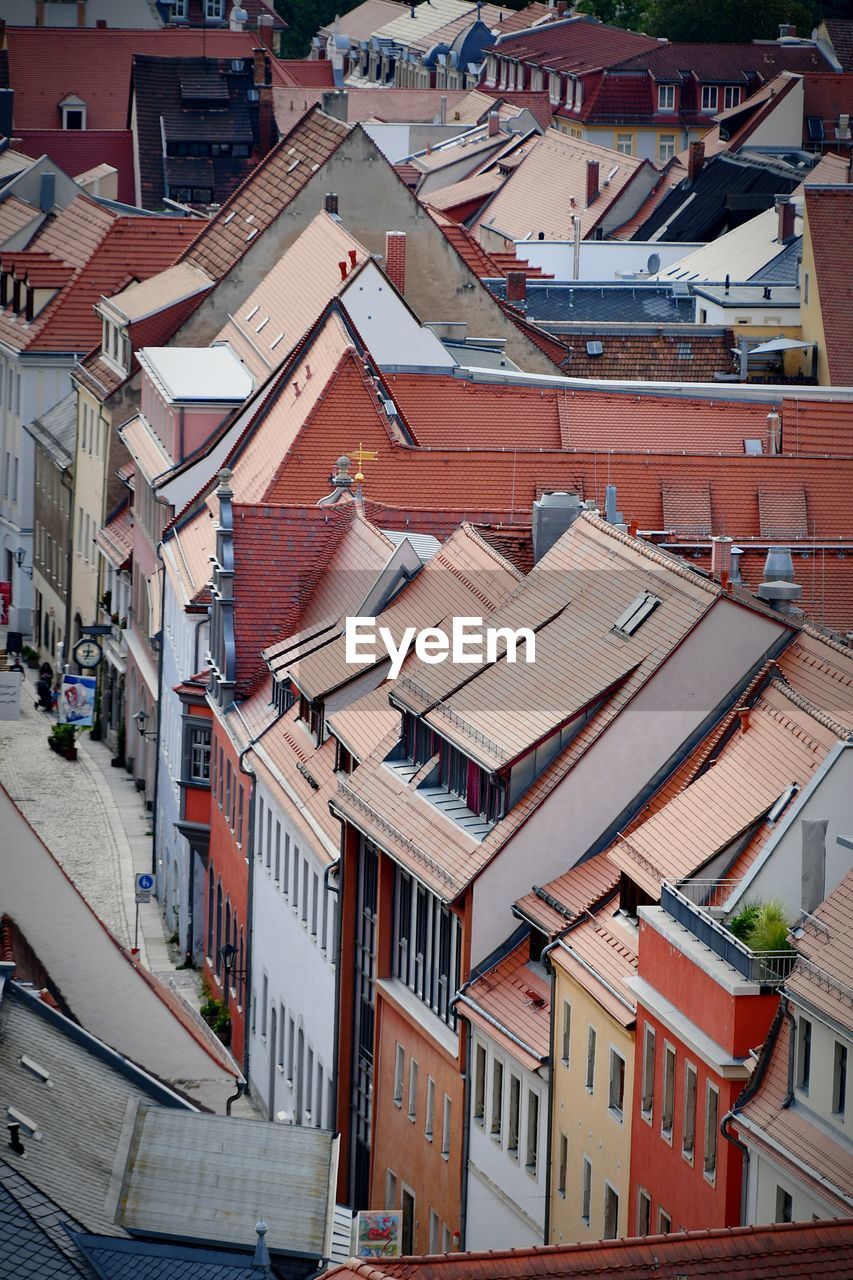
top-left (687, 140), bottom-right (704, 184)
top-left (488, 110), bottom-right (500, 136)
top-left (735, 705), bottom-right (750, 734)
top-left (385, 231), bottom-right (406, 294)
top-left (779, 22), bottom-right (796, 38)
top-left (758, 547), bottom-right (802, 617)
top-left (257, 12), bottom-right (275, 49)
top-left (338, 260), bottom-right (348, 281)
top-left (585, 158), bottom-right (599, 206)
top-left (324, 192), bottom-right (339, 216)
top-left (776, 197), bottom-right (796, 244)
top-left (604, 484), bottom-right (623, 526)
top-left (710, 535), bottom-right (733, 582)
top-left (439, 94), bottom-right (447, 125)
top-left (767, 410), bottom-right (782, 454)
top-left (322, 89), bottom-right (349, 122)
top-left (258, 83), bottom-right (275, 157)
top-left (253, 47), bottom-right (265, 87)
top-left (730, 545), bottom-right (743, 583)
top-left (506, 270), bottom-right (526, 304)
top-left (532, 492), bottom-right (583, 563)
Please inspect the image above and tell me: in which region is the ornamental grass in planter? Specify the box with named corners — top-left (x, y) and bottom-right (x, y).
top-left (48, 722), bottom-right (78, 761)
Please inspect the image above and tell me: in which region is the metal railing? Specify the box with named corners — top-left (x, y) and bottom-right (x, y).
top-left (661, 882), bottom-right (797, 987)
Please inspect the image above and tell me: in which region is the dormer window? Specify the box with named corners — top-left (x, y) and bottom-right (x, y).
top-left (298, 692), bottom-right (322, 742)
top-left (205, 0), bottom-right (225, 20)
top-left (700, 85), bottom-right (719, 112)
top-left (101, 315), bottom-right (130, 375)
top-left (59, 94), bottom-right (86, 131)
top-left (723, 85), bottom-right (741, 109)
top-left (272, 677), bottom-right (296, 716)
top-left (613, 592), bottom-right (661, 637)
top-left (171, 0), bottom-right (189, 17)
top-left (658, 84), bottom-right (675, 112)
top-left (549, 72), bottom-right (562, 106)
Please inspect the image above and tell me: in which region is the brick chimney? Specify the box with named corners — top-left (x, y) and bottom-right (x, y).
top-left (324, 192), bottom-right (339, 216)
top-left (488, 110), bottom-right (500, 137)
top-left (253, 47), bottom-right (266, 87)
top-left (385, 231), bottom-right (406, 294)
top-left (506, 270), bottom-right (526, 303)
top-left (776, 198), bottom-right (796, 243)
top-left (586, 159), bottom-right (599, 206)
top-left (710, 535), bottom-right (733, 583)
top-left (687, 140), bottom-right (704, 184)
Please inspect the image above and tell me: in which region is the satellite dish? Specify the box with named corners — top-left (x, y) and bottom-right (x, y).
top-left (647, 252), bottom-right (661, 275)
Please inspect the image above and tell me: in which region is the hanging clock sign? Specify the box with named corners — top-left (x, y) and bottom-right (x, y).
top-left (73, 637), bottom-right (103, 669)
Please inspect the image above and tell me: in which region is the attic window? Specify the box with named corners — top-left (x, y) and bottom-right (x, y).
top-left (586, 341), bottom-right (604, 357)
top-left (246, 228), bottom-right (259, 242)
top-left (59, 94), bottom-right (86, 131)
top-left (245, 305), bottom-right (259, 321)
top-left (676, 342), bottom-right (692, 359)
top-left (256, 316), bottom-right (268, 333)
top-left (744, 438), bottom-right (764, 455)
top-left (19, 1055), bottom-right (52, 1086)
top-left (613, 592), bottom-right (660, 637)
top-left (270, 332), bottom-right (284, 349)
top-left (768, 782), bottom-right (799, 824)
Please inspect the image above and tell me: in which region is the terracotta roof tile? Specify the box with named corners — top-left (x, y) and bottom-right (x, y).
top-left (181, 107), bottom-right (351, 282)
top-left (460, 939), bottom-right (550, 1069)
top-left (758, 484), bottom-right (808, 539)
top-left (95, 502), bottom-right (133, 571)
top-left (805, 187), bottom-right (853, 386)
top-left (612, 40), bottom-right (833, 81)
top-left (483, 15), bottom-right (657, 76)
top-left (277, 60), bottom-right (336, 88)
top-left (785, 867), bottom-right (853, 1029)
top-left (662, 481), bottom-right (712, 536)
top-left (0, 195), bottom-right (42, 249)
top-left (515, 850), bottom-right (620, 937)
top-left (824, 19), bottom-right (853, 70)
top-left (551, 899), bottom-right (637, 1026)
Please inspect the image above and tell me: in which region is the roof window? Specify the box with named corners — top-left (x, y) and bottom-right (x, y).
top-left (613, 592), bottom-right (660, 636)
top-left (744, 438), bottom-right (764, 455)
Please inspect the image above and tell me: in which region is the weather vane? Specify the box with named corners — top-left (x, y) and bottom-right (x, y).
top-left (350, 441), bottom-right (378, 485)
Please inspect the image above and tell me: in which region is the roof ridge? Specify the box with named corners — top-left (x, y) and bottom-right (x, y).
top-left (767, 676), bottom-right (853, 741)
top-left (579, 510), bottom-right (723, 596)
top-left (457, 521), bottom-right (527, 581)
top-left (799, 621), bottom-right (853, 659)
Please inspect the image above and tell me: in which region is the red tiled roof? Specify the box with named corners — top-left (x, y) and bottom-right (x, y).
top-left (5, 27), bottom-right (262, 131)
top-left (14, 129), bottom-right (136, 204)
top-left (0, 201), bottom-right (199, 354)
top-left (612, 40), bottom-right (833, 81)
top-left (515, 849), bottom-right (619, 937)
top-left (786, 866), bottom-right (853, 1028)
top-left (484, 15), bottom-right (658, 75)
top-left (805, 186), bottom-right (853, 386)
top-left (95, 502), bottom-right (133, 571)
top-left (0, 195), bottom-right (42, 248)
top-left (507, 318), bottom-right (736, 381)
top-left (460, 939), bottom-right (550, 1070)
top-left (276, 60), bottom-right (335, 87)
top-left (823, 19), bottom-right (853, 71)
top-left (181, 106), bottom-right (351, 282)
top-left (802, 73), bottom-right (853, 143)
top-left (551, 899), bottom-right (637, 1025)
top-left (328, 1218), bottom-right (853, 1279)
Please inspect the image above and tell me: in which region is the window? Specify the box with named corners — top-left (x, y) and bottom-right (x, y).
top-left (662, 1044), bottom-right (676, 1138)
top-left (394, 1043), bottom-right (404, 1106)
top-left (658, 1208), bottom-right (672, 1234)
top-left (658, 83), bottom-right (675, 111)
top-left (261, 972), bottom-right (268, 1037)
top-left (311, 871), bottom-right (319, 937)
top-left (581, 1156), bottom-right (592, 1224)
top-left (277, 1004), bottom-right (285, 1067)
top-left (429, 1209), bottom-right (440, 1255)
top-left (283, 834), bottom-right (290, 897)
top-left (393, 867), bottom-right (460, 1027)
top-left (491, 1060), bottom-right (504, 1140)
top-left (265, 809), bottom-right (271, 870)
top-left (603, 1184), bottom-right (619, 1239)
top-left (561, 1002), bottom-right (572, 1065)
top-left (508, 1075), bottom-right (520, 1158)
top-left (615, 132), bottom-right (634, 156)
top-left (609, 1050), bottom-right (625, 1120)
top-left (408, 1060), bottom-right (419, 1122)
top-left (189, 725), bottom-right (211, 781)
top-left (658, 133), bottom-right (676, 163)
top-left (172, 0), bottom-right (189, 15)
top-left (558, 1132), bottom-right (568, 1197)
top-left (701, 85), bottom-right (719, 112)
top-left (301, 860), bottom-right (309, 922)
top-left (441, 1095), bottom-right (452, 1159)
top-left (637, 1189), bottom-right (651, 1236)
top-left (724, 85), bottom-right (741, 109)
top-left (614, 592), bottom-right (660, 636)
top-left (796, 1017), bottom-right (812, 1092)
top-left (274, 822), bottom-right (281, 882)
top-left (293, 848), bottom-right (300, 909)
top-left (426, 1076), bottom-right (435, 1141)
top-left (641, 1025), bottom-right (655, 1120)
top-left (833, 1041), bottom-right (848, 1115)
top-left (586, 1026), bottom-right (596, 1091)
top-left (474, 1043), bottom-right (486, 1125)
top-left (237, 786), bottom-right (243, 845)
top-left (287, 1016), bottom-right (295, 1081)
top-left (62, 107), bottom-right (85, 130)
top-left (205, 0), bottom-right (225, 17)
top-left (254, 796), bottom-right (263, 858)
top-left (683, 1063), bottom-right (697, 1161)
top-left (775, 1186), bottom-right (793, 1223)
top-left (401, 1188), bottom-right (415, 1255)
top-left (525, 1091), bottom-right (539, 1174)
top-left (385, 1169), bottom-right (398, 1210)
top-left (704, 1084), bottom-right (719, 1180)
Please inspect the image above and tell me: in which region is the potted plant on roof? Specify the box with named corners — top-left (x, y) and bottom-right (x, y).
top-left (48, 721), bottom-right (78, 761)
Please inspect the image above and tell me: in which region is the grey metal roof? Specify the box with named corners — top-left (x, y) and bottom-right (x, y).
top-left (0, 983), bottom-right (192, 1237)
top-left (116, 1108), bottom-right (339, 1258)
top-left (381, 529), bottom-right (442, 563)
top-left (23, 391), bottom-right (77, 469)
top-left (0, 1160), bottom-right (97, 1279)
top-left (749, 235), bottom-right (803, 285)
top-left (488, 279), bottom-right (696, 324)
top-left (71, 1233), bottom-right (265, 1280)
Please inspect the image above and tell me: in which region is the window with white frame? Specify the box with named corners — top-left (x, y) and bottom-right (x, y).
top-left (426, 1076), bottom-right (435, 1141)
top-left (394, 1043), bottom-right (404, 1106)
top-left (188, 724), bottom-right (211, 782)
top-left (491, 1059), bottom-right (503, 1140)
top-left (658, 1208), bottom-right (671, 1234)
top-left (724, 85), bottom-right (741, 109)
top-left (641, 1024), bottom-right (655, 1119)
top-left (701, 85), bottom-right (719, 112)
top-left (662, 1043), bottom-right (676, 1138)
top-left (474, 1042), bottom-right (486, 1125)
top-left (704, 1083), bottom-right (718, 1179)
top-left (775, 1185), bottom-right (793, 1223)
top-left (172, 0), bottom-right (189, 16)
top-left (581, 1155), bottom-right (592, 1224)
top-left (441, 1095), bottom-right (452, 1158)
top-left (603, 1183), bottom-right (619, 1239)
top-left (429, 1209), bottom-right (440, 1254)
top-left (637, 1188), bottom-right (651, 1235)
top-left (833, 1040), bottom-right (848, 1116)
top-left (683, 1062), bottom-right (697, 1161)
top-left (658, 83), bottom-right (675, 111)
top-left (392, 867), bottom-right (460, 1028)
top-left (385, 1168), bottom-right (398, 1209)
top-left (586, 1026), bottom-right (596, 1091)
top-left (658, 133), bottom-right (676, 163)
top-left (558, 1132), bottom-right (568, 1197)
top-left (549, 72), bottom-right (561, 104)
top-left (561, 1001), bottom-right (571, 1065)
top-left (525, 1090), bottom-right (539, 1174)
top-left (508, 1074), bottom-right (520, 1158)
top-left (408, 1059), bottom-right (418, 1122)
top-left (205, 0), bottom-right (225, 18)
top-left (615, 132), bottom-right (634, 155)
top-left (608, 1049), bottom-right (625, 1120)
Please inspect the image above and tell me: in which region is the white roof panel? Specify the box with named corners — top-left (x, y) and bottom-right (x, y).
top-left (138, 344), bottom-right (254, 403)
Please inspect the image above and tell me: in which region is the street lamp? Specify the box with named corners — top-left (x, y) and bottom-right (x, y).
top-left (217, 943), bottom-right (246, 1009)
top-left (133, 708), bottom-right (157, 740)
top-left (14, 548), bottom-right (32, 579)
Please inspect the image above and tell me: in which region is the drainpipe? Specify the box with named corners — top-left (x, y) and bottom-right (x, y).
top-left (329, 828), bottom-right (345, 1160)
top-left (150, 535), bottom-right (167, 876)
top-left (459, 1008), bottom-right (472, 1251)
top-left (238, 736), bottom-right (258, 1090)
top-left (541, 937), bottom-right (560, 1243)
top-left (184, 611), bottom-right (210, 964)
top-left (780, 997), bottom-right (796, 1108)
top-left (60, 467), bottom-right (74, 669)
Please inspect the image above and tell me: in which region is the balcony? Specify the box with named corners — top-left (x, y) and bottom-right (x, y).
top-left (661, 881), bottom-right (798, 988)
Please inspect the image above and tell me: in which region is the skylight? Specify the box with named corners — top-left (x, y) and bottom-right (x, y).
top-left (613, 592), bottom-right (661, 636)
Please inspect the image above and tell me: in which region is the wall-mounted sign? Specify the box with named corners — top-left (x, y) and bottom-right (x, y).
top-left (59, 674), bottom-right (96, 726)
top-left (355, 1211), bottom-right (402, 1259)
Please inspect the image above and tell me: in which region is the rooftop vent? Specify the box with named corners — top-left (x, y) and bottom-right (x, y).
top-left (613, 592), bottom-right (660, 636)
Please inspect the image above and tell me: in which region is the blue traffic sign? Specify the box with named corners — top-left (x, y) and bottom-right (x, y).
top-left (137, 874), bottom-right (155, 890)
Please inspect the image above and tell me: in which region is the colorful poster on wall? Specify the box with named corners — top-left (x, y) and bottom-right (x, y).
top-left (0, 581), bottom-right (10, 625)
top-left (354, 1211), bottom-right (402, 1259)
top-left (59, 674), bottom-right (96, 727)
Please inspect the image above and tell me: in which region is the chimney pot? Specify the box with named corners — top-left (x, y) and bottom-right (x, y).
top-left (687, 140), bottom-right (705, 184)
top-left (506, 270), bottom-right (526, 304)
top-left (440, 94), bottom-right (447, 125)
top-left (338, 260), bottom-right (348, 281)
top-left (488, 110), bottom-right (500, 137)
top-left (767, 410), bottom-right (781, 454)
top-left (348, 248), bottom-right (357, 267)
top-left (585, 158), bottom-right (599, 206)
top-left (776, 197), bottom-right (796, 244)
top-left (385, 230), bottom-right (406, 294)
top-left (736, 704), bottom-right (750, 733)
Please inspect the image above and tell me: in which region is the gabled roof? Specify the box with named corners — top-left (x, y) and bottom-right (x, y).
top-left (471, 128), bottom-right (650, 241)
top-left (0, 199), bottom-right (199, 354)
top-left (372, 0), bottom-right (476, 48)
top-left (4, 27), bottom-right (263, 131)
top-left (635, 153), bottom-right (801, 242)
top-left (459, 938), bottom-right (550, 1071)
top-left (181, 106), bottom-right (351, 282)
top-left (823, 19), bottom-right (853, 70)
top-left (485, 14), bottom-right (657, 74)
top-left (551, 898), bottom-right (637, 1026)
top-left (515, 850), bottom-right (620, 937)
top-left (611, 39), bottom-right (833, 81)
top-left (805, 186), bottom-right (853, 386)
top-left (0, 1160), bottom-right (96, 1280)
top-left (0, 193), bottom-right (43, 250)
top-left (319, 0), bottom-right (406, 43)
top-left (328, 1219), bottom-right (853, 1280)
top-left (785, 867), bottom-right (853, 1029)
top-left (96, 501), bottom-right (134, 572)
